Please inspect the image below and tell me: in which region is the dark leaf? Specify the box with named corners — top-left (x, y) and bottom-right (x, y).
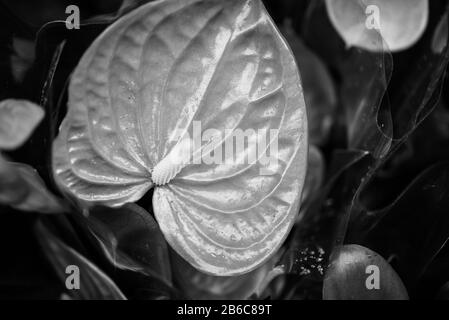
top-left (323, 244), bottom-right (408, 300)
top-left (432, 12), bottom-right (448, 54)
top-left (341, 31), bottom-right (393, 158)
top-left (87, 203), bottom-right (172, 285)
top-left (282, 20), bottom-right (337, 146)
top-left (358, 163), bottom-right (449, 291)
top-left (301, 145), bottom-right (325, 206)
top-left (35, 220), bottom-right (126, 300)
top-left (171, 250), bottom-right (281, 300)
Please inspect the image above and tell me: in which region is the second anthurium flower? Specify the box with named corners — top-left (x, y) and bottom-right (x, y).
top-left (52, 0), bottom-right (308, 276)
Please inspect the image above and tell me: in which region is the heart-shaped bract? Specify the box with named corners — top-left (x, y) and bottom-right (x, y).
top-left (53, 0), bottom-right (307, 276)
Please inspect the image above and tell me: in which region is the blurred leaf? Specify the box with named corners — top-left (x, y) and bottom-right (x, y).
top-left (341, 32), bottom-right (393, 158)
top-left (35, 221), bottom-right (126, 300)
top-left (281, 20), bottom-right (337, 146)
top-left (0, 156), bottom-right (65, 213)
top-left (9, 20), bottom-right (110, 181)
top-left (437, 281), bottom-right (449, 299)
top-left (0, 99), bottom-right (44, 150)
top-left (0, 1), bottom-right (34, 100)
top-left (341, 7), bottom-right (449, 274)
top-left (84, 203), bottom-right (177, 299)
top-left (325, 0), bottom-right (428, 52)
top-left (87, 203), bottom-right (172, 284)
top-left (171, 251), bottom-right (281, 300)
top-left (356, 102), bottom-right (449, 211)
top-left (301, 145), bottom-right (325, 206)
top-left (323, 244), bottom-right (408, 300)
top-left (10, 37), bottom-right (35, 83)
top-left (432, 12), bottom-right (448, 54)
top-left (333, 14), bottom-right (449, 288)
top-left (301, 0), bottom-right (346, 69)
top-left (33, 20), bottom-right (109, 128)
top-left (390, 8), bottom-right (449, 141)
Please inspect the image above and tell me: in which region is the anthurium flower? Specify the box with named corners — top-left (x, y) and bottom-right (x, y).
top-left (326, 0), bottom-right (429, 52)
top-left (53, 0), bottom-right (307, 276)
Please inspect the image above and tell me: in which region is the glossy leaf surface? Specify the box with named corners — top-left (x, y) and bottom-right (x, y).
top-left (53, 0), bottom-right (307, 275)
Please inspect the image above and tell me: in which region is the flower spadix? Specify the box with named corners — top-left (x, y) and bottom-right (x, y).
top-left (52, 0), bottom-right (308, 276)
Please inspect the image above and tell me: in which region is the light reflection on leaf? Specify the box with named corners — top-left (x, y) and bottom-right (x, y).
top-left (323, 244), bottom-right (408, 300)
top-left (300, 145), bottom-right (325, 209)
top-left (390, 12), bottom-right (449, 141)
